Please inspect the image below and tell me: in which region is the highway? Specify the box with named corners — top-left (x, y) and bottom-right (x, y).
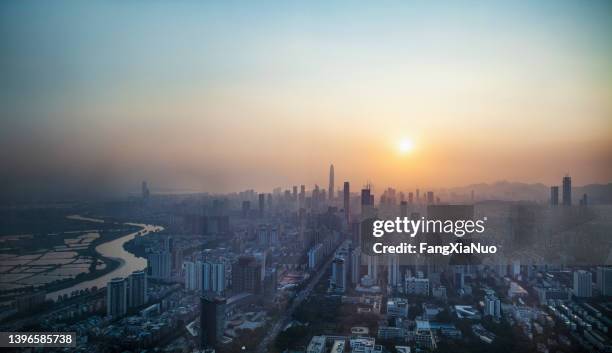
top-left (254, 249), bottom-right (338, 353)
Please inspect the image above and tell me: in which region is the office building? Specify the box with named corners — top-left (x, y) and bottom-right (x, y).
top-left (258, 193), bottom-right (265, 217)
top-left (200, 296), bottom-right (226, 348)
top-left (387, 297), bottom-right (409, 318)
top-left (400, 201), bottom-right (408, 218)
top-left (563, 175), bottom-right (572, 206)
top-left (367, 254), bottom-right (378, 281)
top-left (329, 164), bottom-right (335, 201)
top-left (361, 187), bottom-right (374, 218)
top-left (427, 191), bottom-right (434, 204)
top-left (232, 256), bottom-right (262, 294)
top-left (351, 247), bottom-right (361, 285)
top-left (141, 181), bottom-right (150, 200)
top-left (406, 276), bottom-right (430, 296)
top-left (388, 254), bottom-right (400, 288)
top-left (331, 257), bottom-right (347, 292)
top-left (550, 186), bottom-right (559, 206)
top-left (343, 181), bottom-right (350, 225)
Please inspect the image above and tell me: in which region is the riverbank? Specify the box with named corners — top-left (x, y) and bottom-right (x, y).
top-left (46, 219), bottom-right (163, 301)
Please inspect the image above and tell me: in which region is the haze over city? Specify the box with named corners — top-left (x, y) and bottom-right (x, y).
top-left (1, 1), bottom-right (611, 200)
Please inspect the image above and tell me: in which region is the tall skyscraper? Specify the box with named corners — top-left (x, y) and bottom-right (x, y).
top-left (350, 247), bottom-right (361, 286)
top-left (360, 187), bottom-right (375, 219)
top-left (343, 181), bottom-right (350, 225)
top-left (550, 186), bottom-right (559, 206)
top-left (128, 270), bottom-right (147, 308)
top-left (232, 256), bottom-right (262, 294)
top-left (426, 191), bottom-right (434, 204)
top-left (416, 188), bottom-right (420, 203)
top-left (331, 257), bottom-right (346, 292)
top-left (388, 254), bottom-right (400, 288)
top-left (597, 267), bottom-right (612, 296)
top-left (299, 185), bottom-right (306, 205)
top-left (148, 251), bottom-right (171, 280)
top-left (258, 193), bottom-right (265, 217)
top-left (562, 175), bottom-right (572, 206)
top-left (573, 270), bottom-right (592, 297)
top-left (367, 254), bottom-right (378, 281)
top-left (107, 277), bottom-right (127, 318)
top-left (141, 181), bottom-right (150, 200)
top-left (210, 261), bottom-right (225, 294)
top-left (241, 200), bottom-right (251, 217)
top-left (184, 261), bottom-right (197, 291)
top-left (328, 164), bottom-right (335, 201)
top-left (580, 193), bottom-right (588, 206)
top-left (164, 236), bottom-right (174, 252)
top-left (400, 201), bottom-right (408, 218)
top-left (200, 296), bottom-right (226, 349)
top-left (408, 192), bottom-right (414, 204)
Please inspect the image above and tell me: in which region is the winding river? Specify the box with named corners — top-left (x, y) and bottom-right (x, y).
top-left (46, 216), bottom-right (163, 301)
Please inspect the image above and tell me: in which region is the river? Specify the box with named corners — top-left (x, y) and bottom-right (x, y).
top-left (46, 216), bottom-right (163, 301)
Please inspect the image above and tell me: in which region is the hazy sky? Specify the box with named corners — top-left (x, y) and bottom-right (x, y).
top-left (1, 1), bottom-right (611, 199)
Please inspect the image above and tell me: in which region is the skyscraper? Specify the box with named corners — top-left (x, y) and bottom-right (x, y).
top-left (484, 295), bottom-right (501, 319)
top-left (258, 193), bottom-right (265, 217)
top-left (573, 270), bottom-right (592, 297)
top-left (299, 185), bottom-right (306, 205)
top-left (200, 296), bottom-right (226, 349)
top-left (128, 270), bottom-right (147, 308)
top-left (350, 247), bottom-right (361, 286)
top-left (388, 254), bottom-right (400, 288)
top-left (328, 164), bottom-right (334, 201)
top-left (210, 261), bottom-right (225, 294)
top-left (148, 251), bottom-right (171, 280)
top-left (232, 256), bottom-right (262, 294)
top-left (562, 175), bottom-right (572, 206)
top-left (550, 186), bottom-right (559, 206)
top-left (400, 201), bottom-right (408, 218)
top-left (331, 257), bottom-right (346, 292)
top-left (596, 267), bottom-right (612, 296)
top-left (426, 191), bottom-right (434, 204)
top-left (361, 187), bottom-right (374, 219)
top-left (107, 277), bottom-right (127, 318)
top-left (184, 261), bottom-right (197, 291)
top-left (367, 254), bottom-right (378, 281)
top-left (343, 181), bottom-right (350, 225)
top-left (141, 181), bottom-right (150, 200)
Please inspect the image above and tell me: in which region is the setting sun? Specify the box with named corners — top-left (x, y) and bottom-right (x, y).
top-left (398, 138), bottom-right (414, 154)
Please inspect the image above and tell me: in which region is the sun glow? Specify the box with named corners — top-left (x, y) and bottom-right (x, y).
top-left (398, 138), bottom-right (414, 154)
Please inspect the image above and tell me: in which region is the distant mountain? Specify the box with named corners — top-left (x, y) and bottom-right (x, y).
top-left (575, 183), bottom-right (612, 204)
top-left (437, 181), bottom-right (612, 204)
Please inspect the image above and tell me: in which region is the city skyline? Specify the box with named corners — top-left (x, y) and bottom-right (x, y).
top-left (1, 1), bottom-right (611, 200)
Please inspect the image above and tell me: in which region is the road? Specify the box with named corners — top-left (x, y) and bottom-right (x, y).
top-left (254, 249), bottom-right (338, 353)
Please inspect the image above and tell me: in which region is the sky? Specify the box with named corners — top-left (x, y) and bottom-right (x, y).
top-left (1, 1), bottom-right (611, 200)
